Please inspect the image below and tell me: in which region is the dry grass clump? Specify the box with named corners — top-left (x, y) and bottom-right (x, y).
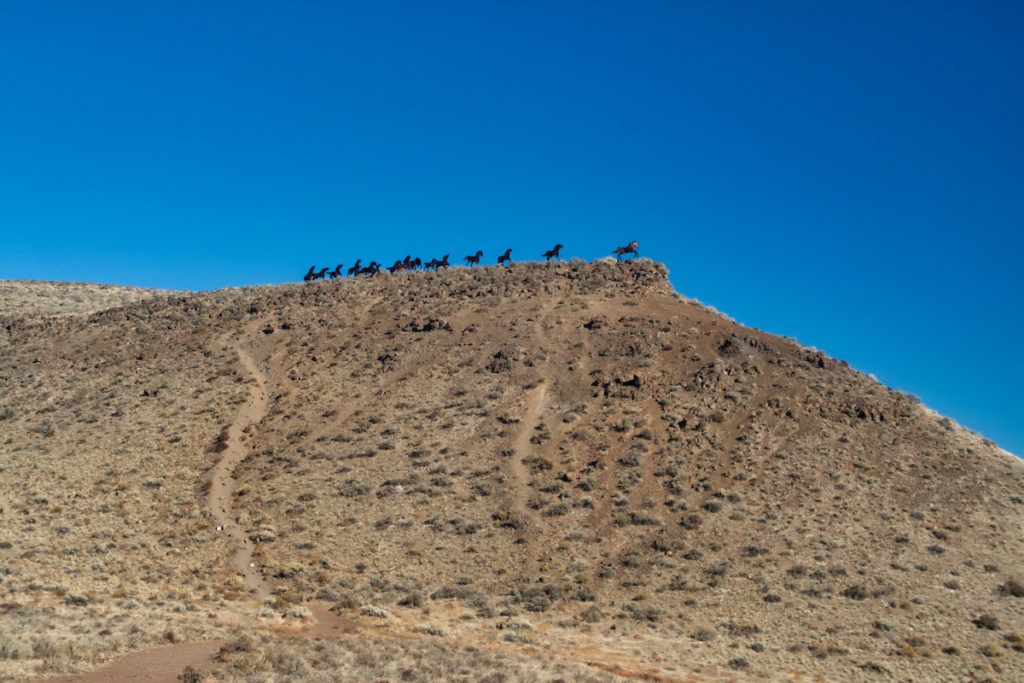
top-left (0, 602), bottom-right (233, 681)
top-left (208, 632), bottom-right (624, 682)
top-left (0, 280), bottom-right (173, 318)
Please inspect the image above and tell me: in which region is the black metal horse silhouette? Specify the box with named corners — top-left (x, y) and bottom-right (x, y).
top-left (425, 254), bottom-right (450, 270)
top-left (358, 261), bottom-right (380, 276)
top-left (543, 244), bottom-right (564, 262)
top-left (497, 248), bottom-right (512, 266)
top-left (465, 250), bottom-right (483, 266)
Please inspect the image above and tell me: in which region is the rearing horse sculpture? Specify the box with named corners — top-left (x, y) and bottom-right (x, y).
top-left (497, 248), bottom-right (512, 266)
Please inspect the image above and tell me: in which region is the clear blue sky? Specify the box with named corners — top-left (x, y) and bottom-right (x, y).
top-left (1, 2), bottom-right (1021, 454)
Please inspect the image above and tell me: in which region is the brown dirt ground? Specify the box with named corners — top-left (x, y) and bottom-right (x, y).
top-left (1, 261), bottom-right (1021, 682)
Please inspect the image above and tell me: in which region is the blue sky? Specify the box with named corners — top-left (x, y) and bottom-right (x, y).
top-left (1, 2), bottom-right (1021, 454)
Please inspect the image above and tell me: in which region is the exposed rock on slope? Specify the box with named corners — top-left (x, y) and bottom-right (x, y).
top-left (1, 261), bottom-right (1020, 682)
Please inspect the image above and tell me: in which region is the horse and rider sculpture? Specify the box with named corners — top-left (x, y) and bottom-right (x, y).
top-left (303, 240), bottom-right (640, 281)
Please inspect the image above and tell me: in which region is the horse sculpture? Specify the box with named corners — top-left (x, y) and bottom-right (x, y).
top-left (302, 240), bottom-right (629, 280)
top-left (613, 240), bottom-right (639, 262)
top-left (543, 244), bottom-right (564, 262)
top-left (425, 255), bottom-right (450, 271)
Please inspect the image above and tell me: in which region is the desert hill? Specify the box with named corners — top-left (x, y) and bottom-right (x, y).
top-left (0, 261), bottom-right (1021, 682)
top-left (0, 280), bottom-right (174, 319)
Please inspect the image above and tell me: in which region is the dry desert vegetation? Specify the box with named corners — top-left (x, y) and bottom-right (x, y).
top-left (0, 281), bottom-right (174, 319)
top-left (0, 261), bottom-right (1021, 682)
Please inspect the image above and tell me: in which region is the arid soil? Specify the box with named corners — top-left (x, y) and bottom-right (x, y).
top-left (1, 261), bottom-right (1021, 682)
top-left (0, 281), bottom-right (173, 319)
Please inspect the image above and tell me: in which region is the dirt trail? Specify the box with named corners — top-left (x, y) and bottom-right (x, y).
top-left (33, 334), bottom-right (357, 683)
top-left (38, 601), bottom-right (356, 683)
top-left (30, 300), bottom-right (760, 683)
top-left (206, 332), bottom-right (274, 602)
top-left (44, 641), bottom-right (225, 683)
top-left (509, 381), bottom-right (548, 570)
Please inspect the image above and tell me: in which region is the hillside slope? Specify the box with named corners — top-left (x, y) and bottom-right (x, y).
top-left (0, 280), bottom-right (174, 319)
top-left (1, 261), bottom-right (1021, 682)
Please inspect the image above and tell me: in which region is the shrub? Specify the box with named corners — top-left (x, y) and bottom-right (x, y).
top-left (680, 514), bottom-right (701, 530)
top-left (999, 578), bottom-right (1024, 598)
top-left (337, 479), bottom-right (370, 498)
top-left (624, 604), bottom-right (662, 623)
top-left (842, 584), bottom-right (868, 600)
top-left (973, 614), bottom-right (999, 631)
top-left (668, 576), bottom-right (688, 591)
top-left (398, 592), bottom-right (423, 608)
top-left (692, 628), bottom-right (715, 642)
top-left (29, 421), bottom-right (54, 438)
top-left (218, 635), bottom-right (255, 655)
top-left (522, 456), bottom-right (552, 473)
top-left (179, 666), bottom-right (207, 683)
